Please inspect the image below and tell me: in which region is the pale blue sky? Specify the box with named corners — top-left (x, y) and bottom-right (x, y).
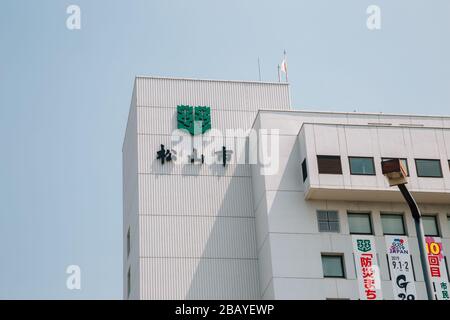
top-left (0, 0), bottom-right (449, 299)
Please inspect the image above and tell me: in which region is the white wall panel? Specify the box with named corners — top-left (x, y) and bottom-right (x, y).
top-left (135, 77), bottom-right (290, 110)
top-left (140, 258), bottom-right (260, 299)
top-left (138, 174), bottom-right (253, 217)
top-left (139, 215), bottom-right (257, 259)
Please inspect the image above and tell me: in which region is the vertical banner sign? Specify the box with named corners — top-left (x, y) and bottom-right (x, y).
top-left (425, 236), bottom-right (450, 300)
top-left (385, 236), bottom-right (417, 300)
top-left (352, 235), bottom-right (383, 300)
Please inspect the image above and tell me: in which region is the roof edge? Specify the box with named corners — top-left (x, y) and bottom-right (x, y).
top-left (135, 75), bottom-right (290, 86)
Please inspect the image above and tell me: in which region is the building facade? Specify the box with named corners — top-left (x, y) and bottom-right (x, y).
top-left (123, 76), bottom-right (450, 300)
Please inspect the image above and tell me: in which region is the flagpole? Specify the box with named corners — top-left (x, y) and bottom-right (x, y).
top-left (277, 64), bottom-right (281, 82)
top-left (258, 57), bottom-right (262, 81)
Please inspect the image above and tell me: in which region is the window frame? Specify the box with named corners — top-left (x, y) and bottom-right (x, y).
top-left (422, 215), bottom-right (440, 237)
top-left (317, 155), bottom-right (343, 175)
top-left (415, 159), bottom-right (443, 178)
top-left (348, 156), bottom-right (376, 176)
top-left (317, 210), bottom-right (340, 233)
top-left (321, 254), bottom-right (346, 279)
top-left (347, 212), bottom-right (373, 235)
top-left (447, 215), bottom-right (450, 234)
top-left (380, 213), bottom-right (407, 236)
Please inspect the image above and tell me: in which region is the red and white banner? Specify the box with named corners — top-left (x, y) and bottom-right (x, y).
top-left (425, 236), bottom-right (450, 300)
top-left (352, 235), bottom-right (383, 300)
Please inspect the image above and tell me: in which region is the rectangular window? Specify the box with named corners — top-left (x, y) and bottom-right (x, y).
top-left (382, 158), bottom-right (409, 176)
top-left (321, 255), bottom-right (345, 278)
top-left (317, 210), bottom-right (340, 233)
top-left (348, 212), bottom-right (373, 234)
top-left (127, 227), bottom-right (131, 257)
top-left (349, 157), bottom-right (376, 175)
top-left (423, 215), bottom-right (440, 236)
top-left (301, 159), bottom-right (308, 182)
top-left (381, 213), bottom-right (406, 235)
top-left (317, 155), bottom-right (343, 174)
top-left (448, 215), bottom-right (450, 234)
top-left (415, 159), bottom-right (443, 178)
top-left (127, 267), bottom-right (131, 298)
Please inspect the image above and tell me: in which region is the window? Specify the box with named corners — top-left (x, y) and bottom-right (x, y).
top-left (415, 159), bottom-right (443, 178)
top-left (381, 214), bottom-right (406, 235)
top-left (382, 158), bottom-right (409, 176)
top-left (317, 210), bottom-right (340, 233)
top-left (127, 267), bottom-right (131, 298)
top-left (348, 212), bottom-right (373, 234)
top-left (127, 227), bottom-right (131, 257)
top-left (423, 215), bottom-right (439, 236)
top-left (448, 215), bottom-right (450, 234)
top-left (301, 159), bottom-right (308, 182)
top-left (321, 255), bottom-right (345, 278)
top-left (317, 155), bottom-right (342, 174)
top-left (349, 157), bottom-right (376, 175)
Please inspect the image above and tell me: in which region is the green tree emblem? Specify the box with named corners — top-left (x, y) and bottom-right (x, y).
top-left (177, 105), bottom-right (211, 135)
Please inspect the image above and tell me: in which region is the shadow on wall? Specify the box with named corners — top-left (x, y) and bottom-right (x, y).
top-left (185, 166), bottom-right (261, 299)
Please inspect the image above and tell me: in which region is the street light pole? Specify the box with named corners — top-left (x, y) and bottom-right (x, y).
top-left (397, 184), bottom-right (434, 300)
top-left (382, 158), bottom-right (434, 300)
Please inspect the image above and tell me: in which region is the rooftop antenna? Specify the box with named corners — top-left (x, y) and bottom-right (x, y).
top-left (258, 57), bottom-right (262, 81)
top-left (277, 64), bottom-right (281, 82)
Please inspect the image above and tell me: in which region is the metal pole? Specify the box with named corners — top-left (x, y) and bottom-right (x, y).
top-left (398, 184), bottom-right (434, 300)
top-left (277, 64), bottom-right (281, 82)
top-left (258, 57), bottom-right (262, 81)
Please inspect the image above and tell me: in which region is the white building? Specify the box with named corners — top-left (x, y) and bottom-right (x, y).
top-left (123, 76), bottom-right (450, 300)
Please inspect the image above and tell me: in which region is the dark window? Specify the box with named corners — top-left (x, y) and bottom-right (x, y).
top-left (423, 215), bottom-right (440, 236)
top-left (415, 159), bottom-right (443, 178)
top-left (127, 227), bottom-right (131, 257)
top-left (349, 157), bottom-right (376, 175)
top-left (447, 215), bottom-right (450, 234)
top-left (317, 210), bottom-right (340, 233)
top-left (317, 155), bottom-right (342, 174)
top-left (381, 213), bottom-right (406, 235)
top-left (382, 158), bottom-right (409, 176)
top-left (348, 212), bottom-right (373, 235)
top-left (321, 255), bottom-right (345, 278)
top-left (301, 159), bottom-right (308, 182)
top-left (127, 267), bottom-right (131, 298)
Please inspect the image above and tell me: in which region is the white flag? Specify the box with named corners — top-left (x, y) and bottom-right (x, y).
top-left (280, 59), bottom-right (287, 73)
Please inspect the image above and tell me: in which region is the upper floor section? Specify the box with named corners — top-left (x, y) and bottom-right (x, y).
top-left (298, 122), bottom-right (450, 204)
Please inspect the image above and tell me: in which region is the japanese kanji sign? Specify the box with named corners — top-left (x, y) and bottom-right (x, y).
top-left (385, 236), bottom-right (417, 300)
top-left (425, 236), bottom-right (450, 300)
top-left (352, 235), bottom-right (383, 300)
top-left (156, 144), bottom-right (175, 164)
top-left (177, 105), bottom-right (211, 135)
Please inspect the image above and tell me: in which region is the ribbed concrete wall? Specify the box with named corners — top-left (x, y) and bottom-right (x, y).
top-left (122, 76), bottom-right (290, 300)
top-left (122, 84), bottom-right (140, 300)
